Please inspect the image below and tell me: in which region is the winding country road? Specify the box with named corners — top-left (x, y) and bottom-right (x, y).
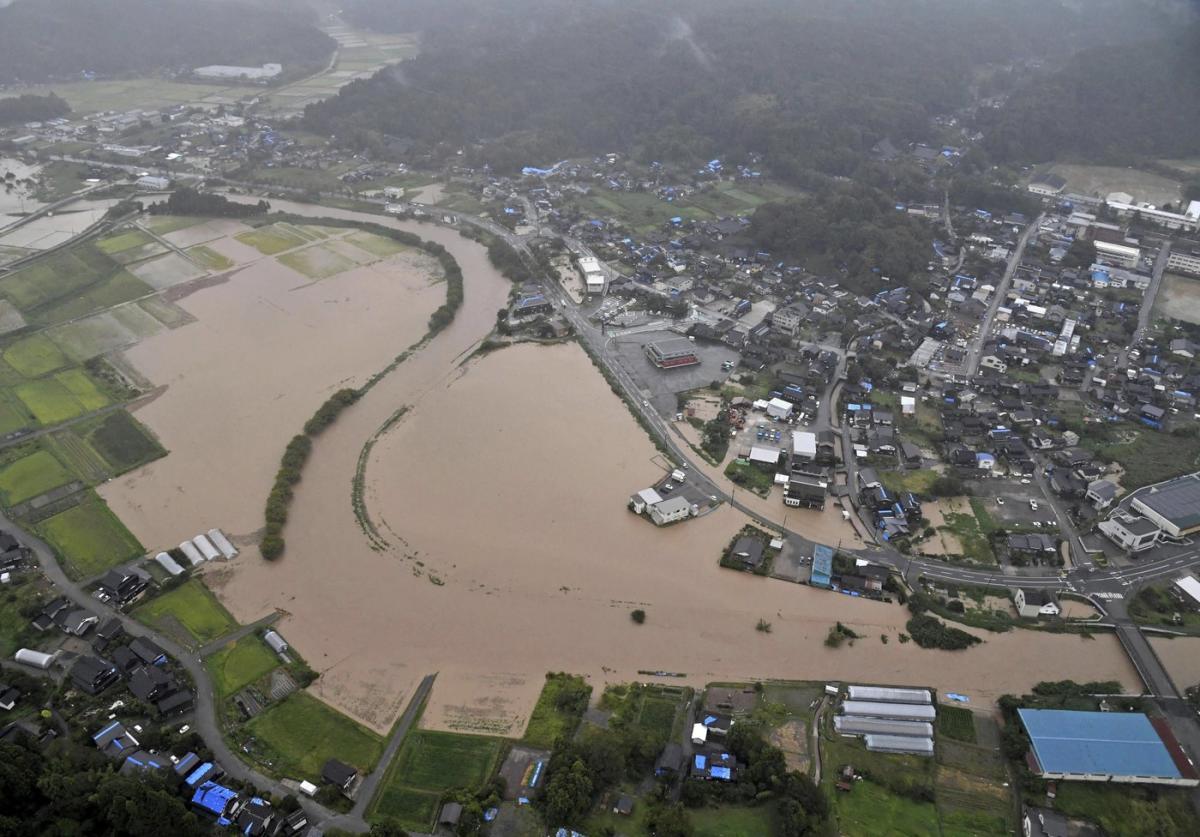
top-left (5, 181), bottom-right (1198, 835)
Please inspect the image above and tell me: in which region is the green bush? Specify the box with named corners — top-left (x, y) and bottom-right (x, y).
top-left (905, 614), bottom-right (980, 650)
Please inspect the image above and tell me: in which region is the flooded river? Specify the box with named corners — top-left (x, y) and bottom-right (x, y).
top-left (102, 199), bottom-right (1144, 734)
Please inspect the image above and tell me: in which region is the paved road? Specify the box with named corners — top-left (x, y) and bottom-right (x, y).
top-left (198, 611), bottom-right (281, 658)
top-left (327, 673), bottom-right (437, 830)
top-left (1133, 240), bottom-right (1172, 346)
top-left (962, 216), bottom-right (1041, 377)
top-left (0, 509), bottom-right (368, 828)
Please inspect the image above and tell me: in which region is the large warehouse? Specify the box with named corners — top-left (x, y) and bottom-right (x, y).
top-left (1131, 473), bottom-right (1200, 538)
top-left (645, 338), bottom-right (700, 369)
top-left (1018, 709), bottom-right (1198, 786)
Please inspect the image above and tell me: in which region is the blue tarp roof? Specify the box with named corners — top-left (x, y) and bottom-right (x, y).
top-left (192, 781), bottom-right (238, 817)
top-left (185, 763), bottom-right (215, 787)
top-left (1018, 709), bottom-right (1180, 779)
top-left (694, 755), bottom-right (707, 769)
top-left (812, 544), bottom-right (834, 587)
top-left (710, 766), bottom-right (732, 780)
top-left (93, 720), bottom-right (120, 741)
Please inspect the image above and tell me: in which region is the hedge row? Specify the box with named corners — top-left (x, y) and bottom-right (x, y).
top-left (256, 216), bottom-right (463, 560)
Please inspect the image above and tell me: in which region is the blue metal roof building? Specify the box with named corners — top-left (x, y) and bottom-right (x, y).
top-left (811, 544), bottom-right (834, 588)
top-left (1018, 709), bottom-right (1193, 785)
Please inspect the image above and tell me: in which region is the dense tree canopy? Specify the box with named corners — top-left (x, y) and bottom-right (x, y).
top-left (748, 186), bottom-right (934, 287)
top-left (0, 93), bottom-right (69, 127)
top-left (980, 24), bottom-right (1200, 163)
top-left (0, 734), bottom-right (209, 837)
top-left (0, 0), bottom-right (334, 84)
top-left (313, 0), bottom-right (1185, 178)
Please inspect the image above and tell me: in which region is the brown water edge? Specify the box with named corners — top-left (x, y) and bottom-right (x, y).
top-left (106, 199), bottom-right (1143, 735)
top-left (97, 220), bottom-right (446, 552)
top-left (217, 335), bottom-right (1142, 735)
top-left (1149, 636), bottom-right (1200, 694)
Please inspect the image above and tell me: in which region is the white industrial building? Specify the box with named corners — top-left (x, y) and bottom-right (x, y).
top-left (847, 685), bottom-right (932, 704)
top-left (649, 496), bottom-right (695, 526)
top-left (1098, 512), bottom-right (1161, 553)
top-left (841, 700), bottom-right (937, 722)
top-left (1094, 240), bottom-right (1140, 268)
top-left (154, 551), bottom-right (185, 576)
top-left (1174, 575), bottom-right (1200, 608)
top-left (748, 445), bottom-right (781, 466)
top-left (834, 716), bottom-right (933, 738)
top-left (135, 175), bottom-right (170, 191)
top-left (193, 62), bottom-right (283, 81)
top-left (264, 630), bottom-right (289, 655)
top-left (15, 648), bottom-right (56, 670)
top-left (178, 541), bottom-right (205, 567)
top-left (192, 534), bottom-right (221, 562)
top-left (1130, 473), bottom-right (1200, 538)
top-left (1166, 248), bottom-right (1200, 277)
top-left (207, 529), bottom-right (238, 559)
top-left (791, 431), bottom-right (817, 461)
top-left (766, 398), bottom-right (793, 420)
top-left (577, 256), bottom-right (606, 294)
top-left (865, 734), bottom-right (934, 756)
top-left (1104, 199), bottom-right (1200, 232)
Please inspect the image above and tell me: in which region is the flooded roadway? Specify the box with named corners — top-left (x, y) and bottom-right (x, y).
top-left (102, 199), bottom-right (1145, 733)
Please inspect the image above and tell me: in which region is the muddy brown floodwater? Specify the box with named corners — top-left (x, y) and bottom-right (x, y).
top-left (104, 200), bottom-right (1145, 735)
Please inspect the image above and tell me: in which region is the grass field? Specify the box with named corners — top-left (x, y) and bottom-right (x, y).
top-left (371, 730), bottom-right (502, 829)
top-left (31, 270), bottom-right (152, 326)
top-left (3, 79), bottom-right (241, 114)
top-left (692, 805), bottom-right (778, 837)
top-left (134, 579), bottom-right (237, 646)
top-left (522, 672), bottom-right (591, 748)
top-left (879, 468), bottom-right (939, 496)
top-left (1099, 428), bottom-right (1200, 489)
top-left (347, 231), bottom-right (410, 259)
top-left (369, 785), bottom-right (439, 830)
top-left (0, 579), bottom-right (48, 657)
top-left (15, 377), bottom-right (89, 425)
top-left (186, 245), bottom-right (234, 271)
top-left (208, 634), bottom-right (280, 698)
top-left (0, 449), bottom-right (75, 505)
top-left (4, 333), bottom-right (69, 377)
top-left (834, 779), bottom-right (940, 837)
top-left (0, 247), bottom-right (106, 311)
top-left (246, 691), bottom-right (383, 779)
top-left (1046, 163), bottom-right (1181, 207)
top-left (0, 397), bottom-right (32, 435)
top-left (1053, 782), bottom-right (1200, 836)
top-left (143, 216), bottom-right (203, 235)
top-left (278, 244), bottom-right (356, 280)
top-left (236, 225), bottom-right (308, 255)
top-left (85, 410), bottom-right (164, 473)
top-left (54, 368), bottom-right (111, 411)
top-left (37, 495), bottom-right (143, 579)
top-left (1155, 273), bottom-right (1200, 325)
top-left (936, 705), bottom-right (977, 743)
top-left (97, 229), bottom-right (156, 255)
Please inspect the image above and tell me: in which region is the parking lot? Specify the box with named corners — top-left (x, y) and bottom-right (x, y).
top-left (971, 478), bottom-right (1060, 530)
top-left (609, 329), bottom-right (740, 414)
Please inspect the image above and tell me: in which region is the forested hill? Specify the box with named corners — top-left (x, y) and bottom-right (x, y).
top-left (980, 25), bottom-right (1200, 164)
top-left (0, 0), bottom-right (335, 84)
top-left (308, 0), bottom-right (1183, 178)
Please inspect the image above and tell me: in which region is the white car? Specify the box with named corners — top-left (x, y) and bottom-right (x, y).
top-left (1030, 500), bottom-right (1039, 511)
top-left (996, 497), bottom-right (1005, 506)
top-left (1020, 478), bottom-right (1031, 485)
